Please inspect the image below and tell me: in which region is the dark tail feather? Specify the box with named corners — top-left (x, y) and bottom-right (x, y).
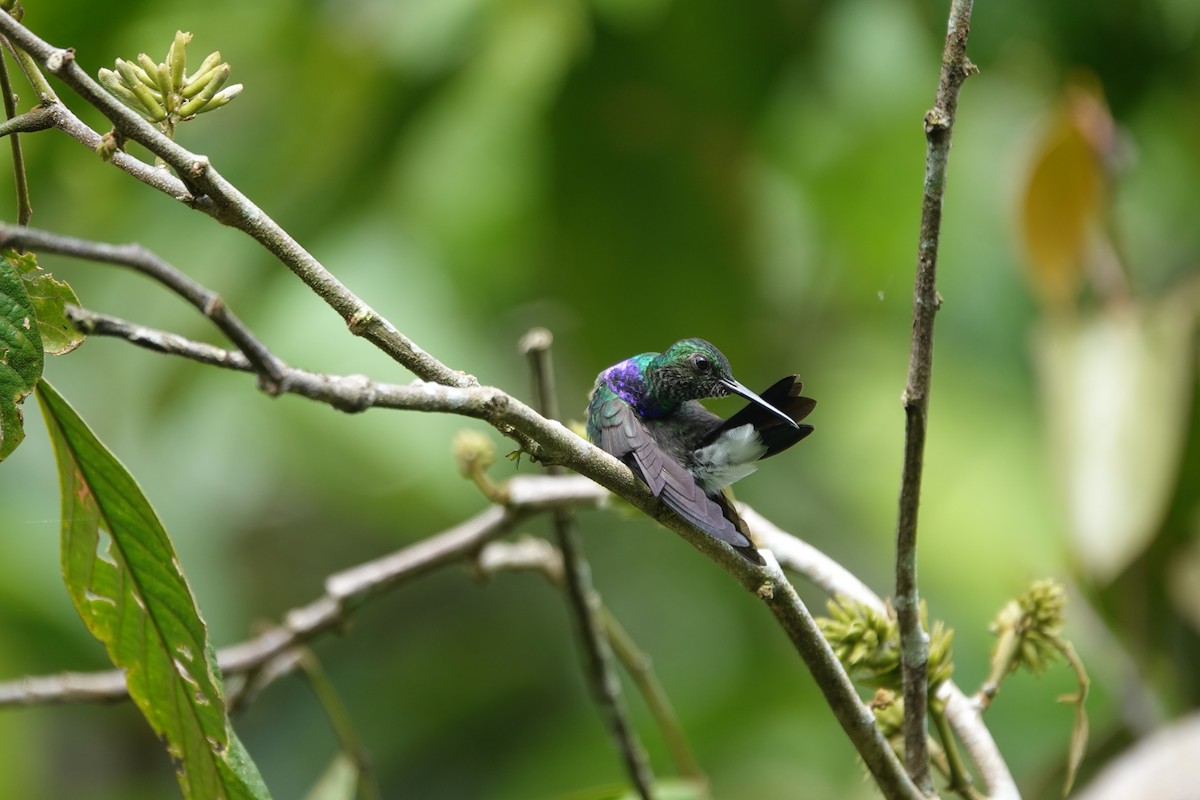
top-left (706, 374), bottom-right (816, 459)
top-left (712, 491), bottom-right (766, 566)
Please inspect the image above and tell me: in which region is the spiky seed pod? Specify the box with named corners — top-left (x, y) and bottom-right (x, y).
top-left (990, 579), bottom-right (1069, 676)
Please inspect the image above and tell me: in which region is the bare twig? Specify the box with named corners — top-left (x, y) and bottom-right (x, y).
top-left (0, 223), bottom-right (287, 390)
top-left (895, 0), bottom-right (977, 791)
top-left (521, 328), bottom-right (656, 799)
top-left (516, 336), bottom-right (633, 761)
top-left (296, 650), bottom-right (382, 800)
top-left (0, 104), bottom-right (53, 137)
top-left (0, 45), bottom-right (31, 224)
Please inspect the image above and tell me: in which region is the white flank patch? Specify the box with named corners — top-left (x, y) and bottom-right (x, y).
top-left (693, 424), bottom-right (768, 492)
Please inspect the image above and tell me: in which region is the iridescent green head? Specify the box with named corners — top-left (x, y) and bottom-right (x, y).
top-left (647, 338), bottom-right (799, 430)
top-left (645, 338), bottom-right (736, 403)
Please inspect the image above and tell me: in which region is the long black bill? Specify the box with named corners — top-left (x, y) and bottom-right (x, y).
top-left (721, 377), bottom-right (800, 429)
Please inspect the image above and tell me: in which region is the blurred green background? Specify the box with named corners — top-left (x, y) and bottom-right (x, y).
top-left (1, 0), bottom-right (1198, 797)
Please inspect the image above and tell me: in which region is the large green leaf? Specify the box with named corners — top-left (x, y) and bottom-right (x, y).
top-left (9, 249), bottom-right (86, 356)
top-left (37, 379), bottom-right (270, 800)
top-left (0, 250), bottom-right (44, 460)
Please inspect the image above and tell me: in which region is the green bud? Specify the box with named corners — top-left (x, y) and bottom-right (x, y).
top-left (115, 59), bottom-right (166, 121)
top-left (98, 68), bottom-right (141, 107)
top-left (176, 64), bottom-right (231, 118)
top-left (181, 51), bottom-right (223, 98)
top-left (166, 30), bottom-right (192, 90)
top-left (453, 430), bottom-right (496, 477)
top-left (135, 53), bottom-right (164, 91)
top-left (199, 84), bottom-right (243, 113)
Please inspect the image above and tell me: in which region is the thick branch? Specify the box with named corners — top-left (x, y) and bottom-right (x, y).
top-left (895, 0), bottom-right (976, 791)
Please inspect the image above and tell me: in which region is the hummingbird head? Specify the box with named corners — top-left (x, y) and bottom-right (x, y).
top-left (649, 338), bottom-right (800, 429)
top-left (648, 339), bottom-right (736, 402)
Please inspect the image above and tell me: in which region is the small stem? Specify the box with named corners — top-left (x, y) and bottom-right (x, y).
top-left (0, 43), bottom-right (31, 224)
top-left (931, 704), bottom-right (985, 800)
top-left (0, 34), bottom-right (56, 104)
top-left (521, 328), bottom-right (656, 800)
top-left (895, 0), bottom-right (976, 791)
top-left (600, 608), bottom-right (708, 792)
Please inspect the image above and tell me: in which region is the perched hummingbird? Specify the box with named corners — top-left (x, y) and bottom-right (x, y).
top-left (586, 338), bottom-right (815, 565)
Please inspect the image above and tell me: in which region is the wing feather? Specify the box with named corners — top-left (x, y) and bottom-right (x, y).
top-left (592, 397), bottom-right (764, 564)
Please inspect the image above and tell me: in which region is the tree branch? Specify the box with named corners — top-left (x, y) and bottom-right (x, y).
top-left (0, 223), bottom-right (287, 390)
top-left (895, 0), bottom-right (977, 791)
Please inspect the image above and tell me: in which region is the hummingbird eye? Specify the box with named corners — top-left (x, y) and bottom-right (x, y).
top-left (693, 355), bottom-right (712, 373)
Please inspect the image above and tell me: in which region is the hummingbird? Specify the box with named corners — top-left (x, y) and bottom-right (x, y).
top-left (586, 338), bottom-right (815, 565)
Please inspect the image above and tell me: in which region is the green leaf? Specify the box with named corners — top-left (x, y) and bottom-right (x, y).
top-left (8, 249), bottom-right (86, 356)
top-left (0, 250), bottom-right (44, 460)
top-left (36, 379), bottom-right (271, 800)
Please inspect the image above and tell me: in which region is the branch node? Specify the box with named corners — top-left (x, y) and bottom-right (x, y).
top-left (347, 307), bottom-right (374, 333)
top-left (923, 108), bottom-right (950, 134)
top-left (756, 581), bottom-right (774, 600)
top-left (44, 47), bottom-right (74, 74)
top-left (188, 156), bottom-right (209, 177)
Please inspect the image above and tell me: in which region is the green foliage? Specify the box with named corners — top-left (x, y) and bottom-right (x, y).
top-left (0, 250), bottom-right (42, 460)
top-left (36, 379), bottom-right (269, 800)
top-left (9, 250), bottom-right (84, 356)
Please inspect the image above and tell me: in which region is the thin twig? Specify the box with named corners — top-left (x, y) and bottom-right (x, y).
top-left (895, 0), bottom-right (977, 791)
top-left (296, 650), bottom-right (383, 800)
top-left (0, 44), bottom-right (31, 224)
top-left (0, 104), bottom-right (53, 137)
top-left (931, 704), bottom-right (986, 800)
top-left (520, 328), bottom-right (656, 799)
top-left (0, 223), bottom-right (287, 390)
top-left (0, 13), bottom-right (469, 388)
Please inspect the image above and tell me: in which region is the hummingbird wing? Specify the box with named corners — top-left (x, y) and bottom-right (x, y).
top-left (702, 374), bottom-right (816, 458)
top-left (592, 396), bottom-right (765, 565)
